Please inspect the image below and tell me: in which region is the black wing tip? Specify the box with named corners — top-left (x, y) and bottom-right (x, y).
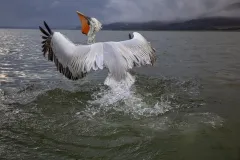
top-left (39, 21), bottom-right (86, 81)
top-left (39, 21), bottom-right (53, 57)
top-left (39, 26), bottom-right (49, 36)
top-left (129, 33), bottom-right (132, 39)
top-left (43, 21), bottom-right (53, 35)
top-left (39, 21), bottom-right (53, 36)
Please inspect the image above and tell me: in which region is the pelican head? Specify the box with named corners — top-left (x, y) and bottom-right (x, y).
top-left (76, 11), bottom-right (102, 44)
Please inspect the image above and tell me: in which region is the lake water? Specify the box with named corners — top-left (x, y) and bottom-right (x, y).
top-left (0, 29), bottom-right (240, 160)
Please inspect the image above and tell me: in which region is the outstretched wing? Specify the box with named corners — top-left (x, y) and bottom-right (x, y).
top-left (102, 32), bottom-right (156, 81)
top-left (39, 21), bottom-right (104, 80)
top-left (39, 21), bottom-right (156, 81)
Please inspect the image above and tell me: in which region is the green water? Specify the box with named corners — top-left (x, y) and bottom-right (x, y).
top-left (0, 30), bottom-right (240, 159)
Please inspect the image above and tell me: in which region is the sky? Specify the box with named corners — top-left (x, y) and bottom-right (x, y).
top-left (0, 0), bottom-right (239, 27)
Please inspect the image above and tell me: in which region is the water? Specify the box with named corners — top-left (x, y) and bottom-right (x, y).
top-left (0, 29), bottom-right (240, 159)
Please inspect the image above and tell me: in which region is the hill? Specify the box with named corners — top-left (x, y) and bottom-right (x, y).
top-left (101, 17), bottom-right (240, 31)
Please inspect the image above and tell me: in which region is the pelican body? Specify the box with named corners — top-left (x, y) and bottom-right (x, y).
top-left (39, 12), bottom-right (156, 82)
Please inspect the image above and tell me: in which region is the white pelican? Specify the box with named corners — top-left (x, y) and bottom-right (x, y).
top-left (39, 12), bottom-right (156, 82)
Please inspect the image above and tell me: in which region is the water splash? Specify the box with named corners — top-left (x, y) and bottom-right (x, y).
top-left (82, 72), bottom-right (173, 119)
top-left (91, 72), bottom-right (135, 106)
top-left (104, 72), bottom-right (136, 90)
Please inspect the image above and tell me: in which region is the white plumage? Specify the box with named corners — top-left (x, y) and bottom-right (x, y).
top-left (86, 17), bottom-right (102, 44)
top-left (39, 21), bottom-right (156, 81)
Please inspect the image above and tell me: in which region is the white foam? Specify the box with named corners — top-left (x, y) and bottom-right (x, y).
top-left (84, 72), bottom-right (172, 119)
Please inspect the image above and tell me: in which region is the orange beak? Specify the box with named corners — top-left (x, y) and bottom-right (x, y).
top-left (76, 11), bottom-right (90, 35)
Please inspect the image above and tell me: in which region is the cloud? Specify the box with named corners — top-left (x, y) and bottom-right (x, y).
top-left (0, 0), bottom-right (107, 27)
top-left (103, 0), bottom-right (239, 22)
top-left (0, 0), bottom-right (239, 27)
top-left (50, 1), bottom-right (60, 8)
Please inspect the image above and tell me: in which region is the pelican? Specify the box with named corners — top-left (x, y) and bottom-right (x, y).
top-left (39, 12), bottom-right (156, 82)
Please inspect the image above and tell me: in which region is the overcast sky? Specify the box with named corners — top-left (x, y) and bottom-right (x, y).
top-left (0, 0), bottom-right (239, 27)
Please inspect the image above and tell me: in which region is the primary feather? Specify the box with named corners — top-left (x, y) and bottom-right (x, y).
top-left (39, 21), bottom-right (156, 81)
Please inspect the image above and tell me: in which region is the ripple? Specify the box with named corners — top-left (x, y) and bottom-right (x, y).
top-left (1, 30), bottom-right (235, 159)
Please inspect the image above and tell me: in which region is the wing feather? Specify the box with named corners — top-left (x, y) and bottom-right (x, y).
top-left (39, 22), bottom-right (86, 80)
top-left (102, 32), bottom-right (156, 80)
top-left (39, 22), bottom-right (156, 81)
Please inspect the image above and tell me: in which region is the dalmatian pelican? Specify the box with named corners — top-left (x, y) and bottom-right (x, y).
top-left (39, 11), bottom-right (156, 82)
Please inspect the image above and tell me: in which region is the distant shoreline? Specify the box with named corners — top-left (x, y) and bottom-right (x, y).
top-left (0, 28), bottom-right (239, 32)
top-left (1, 17), bottom-right (240, 31)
